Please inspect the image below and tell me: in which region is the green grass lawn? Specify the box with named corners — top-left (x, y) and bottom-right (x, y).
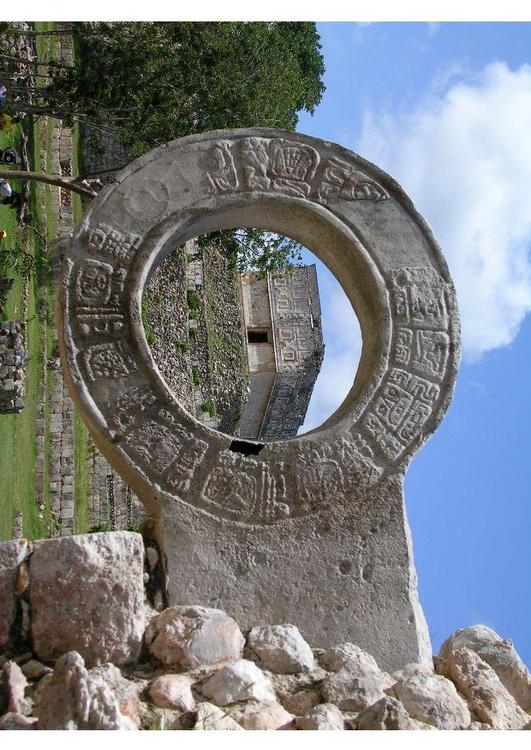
top-left (0, 124), bottom-right (46, 540)
top-left (0, 21), bottom-right (62, 540)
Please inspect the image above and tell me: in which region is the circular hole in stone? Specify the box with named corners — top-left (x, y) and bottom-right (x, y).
top-left (142, 228), bottom-right (361, 440)
top-left (338, 560), bottom-right (353, 575)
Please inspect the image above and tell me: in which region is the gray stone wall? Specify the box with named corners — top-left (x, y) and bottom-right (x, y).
top-left (0, 322), bottom-right (25, 414)
top-left (80, 124), bottom-right (129, 176)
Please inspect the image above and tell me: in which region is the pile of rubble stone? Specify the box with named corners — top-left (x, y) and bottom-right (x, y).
top-left (0, 532), bottom-right (529, 730)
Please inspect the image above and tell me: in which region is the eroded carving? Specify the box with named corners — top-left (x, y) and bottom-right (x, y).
top-left (389, 267), bottom-right (453, 329)
top-left (317, 157), bottom-right (389, 202)
top-left (361, 368), bottom-right (440, 461)
top-left (268, 138), bottom-right (319, 197)
top-left (124, 417), bottom-right (208, 493)
top-left (201, 452), bottom-right (288, 523)
top-left (107, 384), bottom-right (158, 432)
top-left (124, 179), bottom-right (170, 220)
top-left (206, 140), bottom-right (239, 193)
top-left (74, 260), bottom-right (126, 337)
top-left (82, 341), bottom-right (138, 382)
top-left (87, 222), bottom-right (142, 262)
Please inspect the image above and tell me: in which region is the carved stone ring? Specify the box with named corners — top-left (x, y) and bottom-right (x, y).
top-left (59, 129), bottom-right (460, 664)
top-left (58, 128), bottom-right (460, 527)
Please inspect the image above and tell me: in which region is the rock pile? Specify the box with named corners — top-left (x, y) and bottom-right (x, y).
top-left (1, 531), bottom-right (529, 730)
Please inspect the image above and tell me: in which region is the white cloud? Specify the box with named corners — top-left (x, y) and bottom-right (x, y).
top-left (358, 61), bottom-right (531, 361)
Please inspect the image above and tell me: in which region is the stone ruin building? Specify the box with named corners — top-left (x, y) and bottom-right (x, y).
top-left (145, 243), bottom-right (324, 441)
top-left (239, 266), bottom-right (324, 440)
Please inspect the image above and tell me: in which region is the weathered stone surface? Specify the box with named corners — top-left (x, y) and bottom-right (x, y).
top-left (440, 648), bottom-right (529, 729)
top-left (1, 660), bottom-right (29, 715)
top-left (30, 532), bottom-right (145, 667)
top-left (21, 660), bottom-right (52, 681)
top-left (387, 663), bottom-right (470, 729)
top-left (193, 702), bottom-right (243, 730)
top-left (266, 667), bottom-right (326, 713)
top-left (319, 642), bottom-right (380, 674)
top-left (145, 605), bottom-right (244, 668)
top-left (0, 712), bottom-right (37, 729)
top-left (227, 700), bottom-right (294, 730)
top-left (355, 695), bottom-right (419, 730)
top-left (321, 668), bottom-right (387, 711)
top-left (201, 659), bottom-right (276, 706)
top-left (37, 651), bottom-right (136, 730)
top-left (281, 687), bottom-right (322, 716)
top-left (296, 703), bottom-right (344, 730)
top-left (149, 674), bottom-right (195, 711)
top-left (246, 624), bottom-right (315, 674)
top-left (90, 663), bottom-right (145, 726)
top-left (439, 625), bottom-right (531, 710)
top-left (0, 539), bottom-right (31, 650)
top-left (59, 129), bottom-right (460, 670)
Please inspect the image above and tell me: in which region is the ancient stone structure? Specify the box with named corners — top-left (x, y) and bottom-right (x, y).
top-left (1, 530), bottom-right (529, 730)
top-left (57, 129), bottom-right (461, 670)
top-left (0, 322), bottom-right (26, 414)
top-left (239, 265), bottom-right (324, 439)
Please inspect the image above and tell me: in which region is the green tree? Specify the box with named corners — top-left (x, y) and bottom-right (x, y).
top-left (45, 22), bottom-right (325, 157)
top-left (3, 22), bottom-right (326, 272)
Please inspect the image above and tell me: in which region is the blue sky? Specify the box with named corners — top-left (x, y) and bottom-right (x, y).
top-left (297, 23), bottom-right (531, 664)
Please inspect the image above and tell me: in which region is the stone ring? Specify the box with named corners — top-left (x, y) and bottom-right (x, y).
top-left (58, 129), bottom-right (460, 527)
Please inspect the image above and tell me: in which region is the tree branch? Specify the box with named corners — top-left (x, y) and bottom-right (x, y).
top-left (0, 170), bottom-right (97, 197)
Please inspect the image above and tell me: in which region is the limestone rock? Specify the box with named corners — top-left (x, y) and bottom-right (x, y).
top-left (387, 663), bottom-right (470, 729)
top-left (467, 721), bottom-right (492, 729)
top-left (30, 532), bottom-right (145, 667)
top-left (193, 702), bottom-right (243, 730)
top-left (246, 624), bottom-right (315, 674)
top-left (440, 648), bottom-right (529, 729)
top-left (90, 663), bottom-right (145, 726)
top-left (439, 625), bottom-right (531, 710)
top-left (0, 712), bottom-right (37, 729)
top-left (2, 660), bottom-right (29, 715)
top-left (227, 700), bottom-right (294, 729)
top-left (282, 687), bottom-right (322, 715)
top-left (201, 659), bottom-right (276, 706)
top-left (320, 642), bottom-right (380, 675)
top-left (21, 660), bottom-right (52, 681)
top-left (321, 668), bottom-right (387, 711)
top-left (0, 540), bottom-right (31, 650)
top-left (149, 674), bottom-right (195, 711)
top-left (296, 703), bottom-right (344, 730)
top-left (146, 605), bottom-right (244, 668)
top-left (355, 696), bottom-right (419, 730)
top-left (269, 668), bottom-right (327, 714)
top-left (37, 651), bottom-right (136, 730)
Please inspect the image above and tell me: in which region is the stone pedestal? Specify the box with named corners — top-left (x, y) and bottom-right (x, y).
top-left (160, 477), bottom-right (431, 670)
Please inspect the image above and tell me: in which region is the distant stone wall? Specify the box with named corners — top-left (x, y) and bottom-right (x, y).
top-left (144, 240), bottom-right (248, 435)
top-left (80, 124), bottom-right (129, 176)
top-left (0, 322), bottom-right (25, 414)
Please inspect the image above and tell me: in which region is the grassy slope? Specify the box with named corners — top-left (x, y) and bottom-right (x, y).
top-left (72, 116), bottom-right (89, 534)
top-left (0, 22), bottom-right (56, 540)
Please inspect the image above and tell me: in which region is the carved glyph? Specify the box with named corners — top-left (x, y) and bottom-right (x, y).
top-left (205, 136), bottom-right (387, 205)
top-left (74, 260), bottom-right (126, 337)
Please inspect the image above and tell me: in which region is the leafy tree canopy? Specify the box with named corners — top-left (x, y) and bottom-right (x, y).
top-left (47, 22), bottom-right (325, 158)
top-left (45, 22), bottom-right (325, 272)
